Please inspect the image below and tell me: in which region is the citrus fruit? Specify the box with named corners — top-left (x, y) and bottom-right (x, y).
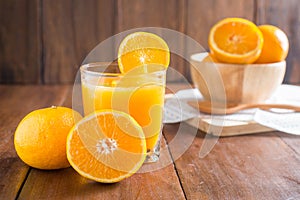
top-left (66, 110), bottom-right (146, 183)
top-left (118, 32), bottom-right (170, 73)
top-left (255, 25), bottom-right (289, 63)
top-left (14, 106), bottom-right (82, 170)
top-left (208, 17), bottom-right (264, 64)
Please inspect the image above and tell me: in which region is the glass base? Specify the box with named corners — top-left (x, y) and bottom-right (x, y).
top-left (144, 136), bottom-right (161, 163)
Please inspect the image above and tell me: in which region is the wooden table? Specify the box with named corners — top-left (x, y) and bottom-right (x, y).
top-left (1, 84), bottom-right (300, 200)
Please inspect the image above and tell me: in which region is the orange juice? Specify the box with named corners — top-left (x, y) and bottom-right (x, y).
top-left (81, 64), bottom-right (166, 159)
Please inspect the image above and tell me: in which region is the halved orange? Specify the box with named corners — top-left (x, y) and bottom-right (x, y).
top-left (118, 32), bottom-right (170, 73)
top-left (66, 110), bottom-right (146, 183)
top-left (208, 18), bottom-right (263, 64)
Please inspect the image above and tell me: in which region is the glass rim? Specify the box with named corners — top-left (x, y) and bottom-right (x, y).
top-left (80, 62), bottom-right (167, 77)
top-left (80, 62), bottom-right (121, 77)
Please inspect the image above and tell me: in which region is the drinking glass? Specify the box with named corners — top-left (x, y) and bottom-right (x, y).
top-left (80, 62), bottom-right (166, 162)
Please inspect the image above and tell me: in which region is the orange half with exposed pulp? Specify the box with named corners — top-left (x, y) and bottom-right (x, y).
top-left (209, 18), bottom-right (263, 64)
top-left (67, 110), bottom-right (146, 183)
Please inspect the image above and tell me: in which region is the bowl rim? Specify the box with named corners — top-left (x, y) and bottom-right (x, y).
top-left (190, 52), bottom-right (286, 67)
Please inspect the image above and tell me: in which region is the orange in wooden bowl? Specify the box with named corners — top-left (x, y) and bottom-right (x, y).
top-left (208, 18), bottom-right (263, 64)
top-left (190, 53), bottom-right (286, 104)
top-left (255, 25), bottom-right (289, 64)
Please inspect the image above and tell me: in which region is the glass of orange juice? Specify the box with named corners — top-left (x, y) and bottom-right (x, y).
top-left (80, 62), bottom-right (166, 162)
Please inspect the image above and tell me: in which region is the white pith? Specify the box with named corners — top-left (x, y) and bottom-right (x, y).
top-left (96, 138), bottom-right (118, 154)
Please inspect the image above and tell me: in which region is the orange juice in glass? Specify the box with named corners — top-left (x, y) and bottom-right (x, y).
top-left (80, 63), bottom-right (166, 162)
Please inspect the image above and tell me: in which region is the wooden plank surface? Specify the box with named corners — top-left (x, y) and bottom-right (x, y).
top-left (0, 85), bottom-right (70, 200)
top-left (18, 150), bottom-right (185, 199)
top-left (186, 116), bottom-right (274, 137)
top-left (186, 0), bottom-right (255, 51)
top-left (42, 0), bottom-right (114, 83)
top-left (163, 123), bottom-right (300, 199)
top-left (0, 0), bottom-right (41, 84)
top-left (1, 0), bottom-right (300, 84)
top-left (1, 84), bottom-right (300, 199)
top-left (0, 85), bottom-right (185, 200)
top-left (115, 0), bottom-right (180, 32)
top-left (18, 152), bottom-right (185, 199)
top-left (256, 0), bottom-right (300, 84)
top-left (185, 0), bottom-right (255, 84)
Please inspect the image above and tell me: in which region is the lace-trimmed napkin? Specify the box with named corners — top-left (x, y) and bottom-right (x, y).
top-left (164, 84), bottom-right (300, 136)
top-left (254, 84), bottom-right (300, 135)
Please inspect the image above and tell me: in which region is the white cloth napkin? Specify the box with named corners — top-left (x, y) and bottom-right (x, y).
top-left (163, 89), bottom-right (200, 123)
top-left (253, 84), bottom-right (300, 135)
top-left (164, 84), bottom-right (300, 135)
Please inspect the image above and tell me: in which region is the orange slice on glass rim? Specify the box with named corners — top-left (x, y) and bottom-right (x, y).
top-left (66, 110), bottom-right (146, 183)
top-left (118, 32), bottom-right (170, 73)
top-left (208, 18), bottom-right (263, 64)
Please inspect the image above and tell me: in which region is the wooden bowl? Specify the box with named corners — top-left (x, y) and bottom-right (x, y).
top-left (190, 53), bottom-right (286, 104)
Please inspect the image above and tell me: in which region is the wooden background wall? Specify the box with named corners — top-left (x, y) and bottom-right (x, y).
top-left (0, 0), bottom-right (299, 84)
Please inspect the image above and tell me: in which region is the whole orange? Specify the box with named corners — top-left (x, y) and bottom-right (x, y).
top-left (14, 106), bottom-right (82, 170)
top-left (255, 25), bottom-right (289, 63)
